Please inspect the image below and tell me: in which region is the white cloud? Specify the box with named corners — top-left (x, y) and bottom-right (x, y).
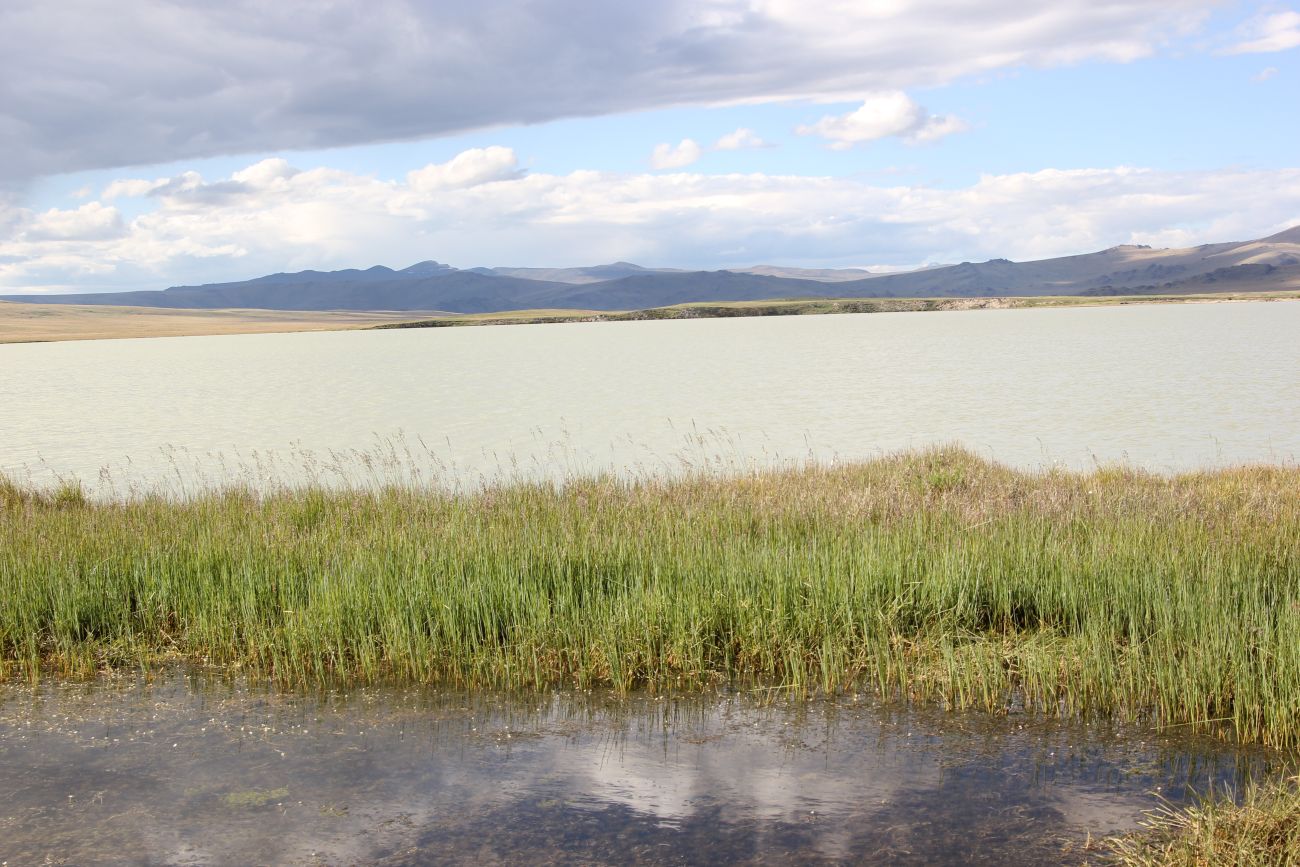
top-left (714, 128), bottom-right (768, 150)
top-left (3, 151), bottom-right (1300, 295)
top-left (231, 158), bottom-right (300, 187)
top-left (20, 202), bottom-right (126, 242)
top-left (1224, 9), bottom-right (1300, 54)
top-left (407, 147), bottom-right (523, 191)
top-left (0, 0), bottom-right (1213, 181)
top-left (103, 178), bottom-right (166, 200)
top-left (1254, 66), bottom-right (1280, 81)
top-left (796, 91), bottom-right (967, 148)
top-left (650, 139), bottom-right (704, 170)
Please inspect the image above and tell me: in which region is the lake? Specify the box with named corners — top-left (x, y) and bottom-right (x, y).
top-left (2, 301), bottom-right (1298, 495)
top-left (0, 673), bottom-right (1286, 866)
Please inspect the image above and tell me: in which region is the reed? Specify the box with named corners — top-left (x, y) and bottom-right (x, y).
top-left (2, 447), bottom-right (1298, 746)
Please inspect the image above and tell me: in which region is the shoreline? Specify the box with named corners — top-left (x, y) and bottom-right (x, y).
top-left (372, 290), bottom-right (1300, 331)
top-left (5, 446), bottom-right (1299, 748)
top-left (3, 290), bottom-right (1298, 344)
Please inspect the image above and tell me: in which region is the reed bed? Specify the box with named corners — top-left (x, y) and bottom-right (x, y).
top-left (2, 447), bottom-right (1299, 747)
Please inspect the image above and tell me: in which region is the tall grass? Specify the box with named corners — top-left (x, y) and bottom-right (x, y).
top-left (2, 447), bottom-right (1298, 746)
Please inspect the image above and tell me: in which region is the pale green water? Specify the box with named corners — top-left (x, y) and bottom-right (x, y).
top-left (1, 301), bottom-right (1297, 493)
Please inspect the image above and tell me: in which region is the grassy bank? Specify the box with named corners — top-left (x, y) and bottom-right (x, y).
top-left (3, 448), bottom-right (1299, 747)
top-left (374, 291), bottom-right (1300, 331)
top-left (1106, 777), bottom-right (1300, 865)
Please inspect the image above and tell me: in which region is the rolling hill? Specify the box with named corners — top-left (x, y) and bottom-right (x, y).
top-left (6, 226), bottom-right (1298, 313)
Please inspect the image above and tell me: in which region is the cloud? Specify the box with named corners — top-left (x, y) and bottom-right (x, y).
top-left (1254, 66), bottom-right (1281, 81)
top-left (714, 128), bottom-right (768, 150)
top-left (0, 0), bottom-right (1212, 181)
top-left (103, 178), bottom-right (167, 200)
top-left (407, 147), bottom-right (523, 191)
top-left (19, 202), bottom-right (127, 242)
top-left (796, 91), bottom-right (967, 148)
top-left (4, 150), bottom-right (1300, 294)
top-left (1223, 9), bottom-right (1300, 54)
top-left (650, 139), bottom-right (704, 170)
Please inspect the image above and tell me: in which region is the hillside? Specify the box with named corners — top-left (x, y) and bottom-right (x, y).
top-left (5, 225), bottom-right (1298, 313)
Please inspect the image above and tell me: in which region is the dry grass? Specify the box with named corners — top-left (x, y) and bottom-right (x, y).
top-left (1105, 777), bottom-right (1300, 866)
top-left (375, 292), bottom-right (1300, 330)
top-left (0, 300), bottom-right (433, 344)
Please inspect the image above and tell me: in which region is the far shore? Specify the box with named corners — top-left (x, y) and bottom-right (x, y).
top-left (4, 289), bottom-right (1299, 344)
top-left (0, 301), bottom-right (437, 344)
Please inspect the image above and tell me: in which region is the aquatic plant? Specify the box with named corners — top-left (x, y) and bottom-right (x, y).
top-left (2, 447), bottom-right (1298, 747)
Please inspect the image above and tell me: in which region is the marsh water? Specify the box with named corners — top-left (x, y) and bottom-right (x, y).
top-left (2, 301), bottom-right (1298, 494)
top-left (4, 302), bottom-right (1300, 864)
top-left (0, 673), bottom-right (1289, 866)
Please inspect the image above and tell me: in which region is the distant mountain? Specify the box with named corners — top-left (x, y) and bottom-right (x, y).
top-left (476, 262), bottom-right (686, 284)
top-left (10, 271), bottom-right (571, 313)
top-left (544, 271), bottom-right (837, 309)
top-left (733, 265), bottom-right (878, 282)
top-left (6, 226), bottom-right (1298, 313)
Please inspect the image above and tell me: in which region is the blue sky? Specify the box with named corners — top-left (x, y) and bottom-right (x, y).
top-left (2, 1), bottom-right (1299, 292)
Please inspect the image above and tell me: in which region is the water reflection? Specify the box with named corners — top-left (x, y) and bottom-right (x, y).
top-left (0, 674), bottom-right (1287, 865)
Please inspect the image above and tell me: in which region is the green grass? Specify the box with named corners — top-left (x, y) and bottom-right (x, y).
top-left (1105, 777), bottom-right (1300, 865)
top-left (2, 447), bottom-right (1299, 747)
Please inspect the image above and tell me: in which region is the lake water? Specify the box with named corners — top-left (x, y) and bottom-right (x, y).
top-left (0, 673), bottom-right (1286, 866)
top-left (2, 301), bottom-right (1298, 494)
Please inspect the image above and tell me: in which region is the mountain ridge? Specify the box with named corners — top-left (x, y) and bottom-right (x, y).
top-left (6, 226), bottom-right (1299, 313)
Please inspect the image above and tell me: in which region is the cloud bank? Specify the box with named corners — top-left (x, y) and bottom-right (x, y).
top-left (4, 149), bottom-right (1298, 294)
top-left (0, 0), bottom-right (1211, 181)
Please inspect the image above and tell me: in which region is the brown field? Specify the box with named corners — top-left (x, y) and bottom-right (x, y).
top-left (0, 301), bottom-right (441, 344)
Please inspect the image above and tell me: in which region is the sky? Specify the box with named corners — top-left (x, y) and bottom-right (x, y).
top-left (2, 0), bottom-right (1299, 294)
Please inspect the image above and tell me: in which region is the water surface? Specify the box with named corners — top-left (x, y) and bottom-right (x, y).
top-left (2, 301), bottom-right (1297, 493)
top-left (0, 674), bottom-right (1285, 866)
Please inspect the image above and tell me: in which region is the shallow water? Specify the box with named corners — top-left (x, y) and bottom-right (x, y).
top-left (2, 301), bottom-right (1298, 494)
top-left (0, 674), bottom-right (1288, 865)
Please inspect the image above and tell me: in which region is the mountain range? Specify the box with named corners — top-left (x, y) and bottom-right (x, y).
top-left (7, 226), bottom-right (1299, 314)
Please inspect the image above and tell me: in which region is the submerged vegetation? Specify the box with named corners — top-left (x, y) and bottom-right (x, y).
top-left (2, 448), bottom-right (1299, 748)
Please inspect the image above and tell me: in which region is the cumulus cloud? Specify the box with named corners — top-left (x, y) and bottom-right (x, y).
top-left (0, 0), bottom-right (1211, 181)
top-left (20, 203), bottom-right (127, 242)
top-left (4, 150), bottom-right (1300, 294)
top-left (407, 147), bottom-right (523, 191)
top-left (1223, 9), bottom-right (1300, 54)
top-left (650, 139), bottom-right (704, 170)
top-left (797, 91), bottom-right (967, 148)
top-left (714, 128), bottom-right (768, 150)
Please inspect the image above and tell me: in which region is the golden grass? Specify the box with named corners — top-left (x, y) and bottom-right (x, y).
top-left (1106, 777), bottom-right (1300, 866)
top-left (0, 300), bottom-right (434, 344)
top-left (376, 292), bottom-right (1300, 330)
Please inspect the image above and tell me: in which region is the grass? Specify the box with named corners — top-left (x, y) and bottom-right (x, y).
top-left (0, 299), bottom-right (432, 344)
top-left (1105, 777), bottom-right (1300, 865)
top-left (2, 447), bottom-right (1299, 749)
